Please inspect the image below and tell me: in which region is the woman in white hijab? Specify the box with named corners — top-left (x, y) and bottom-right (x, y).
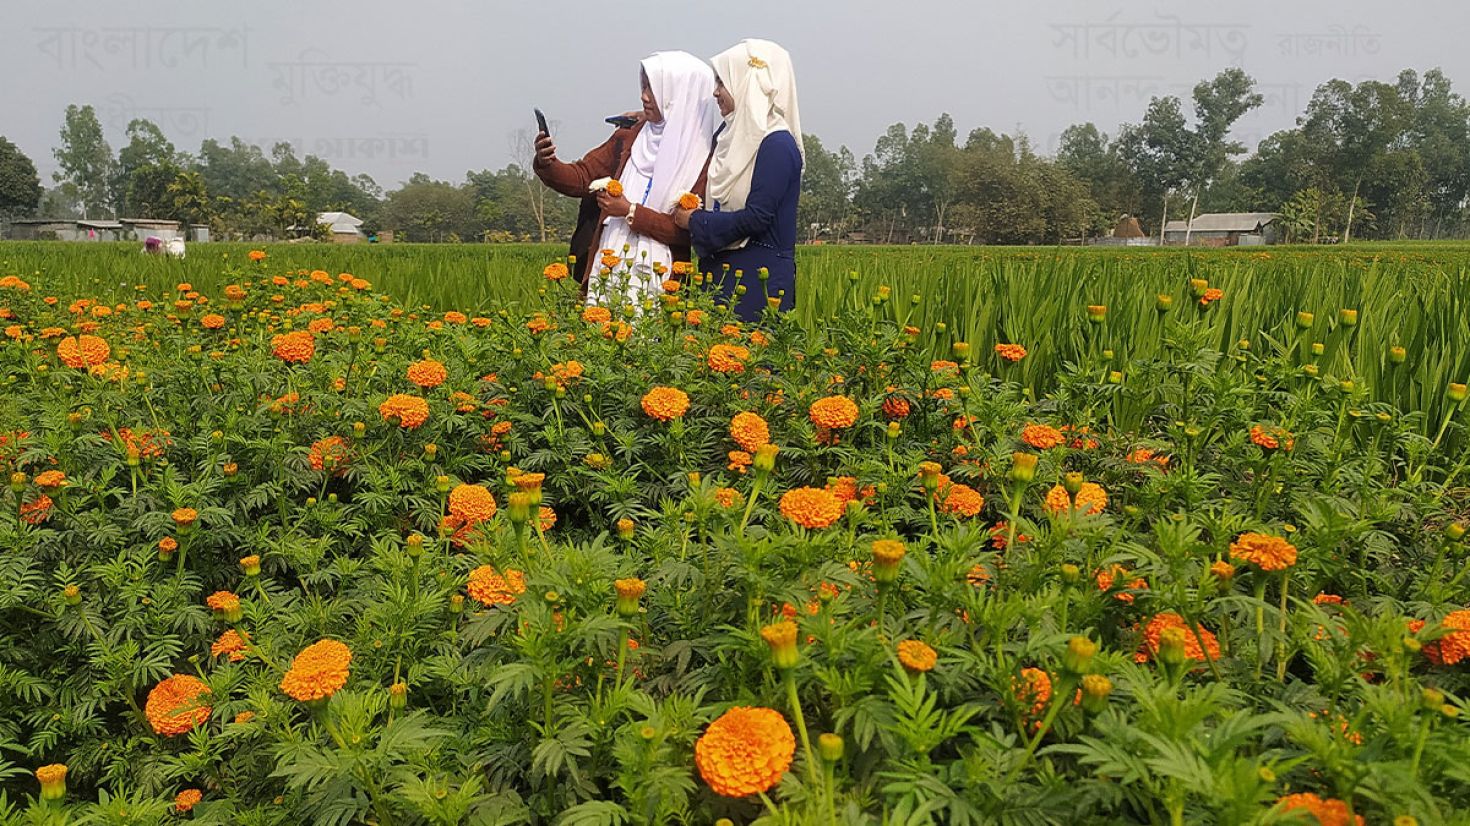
top-left (533, 51), bottom-right (718, 304)
top-left (674, 39), bottom-right (803, 322)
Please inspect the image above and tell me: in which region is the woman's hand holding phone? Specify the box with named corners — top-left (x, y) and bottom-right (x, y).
top-left (533, 133), bottom-right (557, 166)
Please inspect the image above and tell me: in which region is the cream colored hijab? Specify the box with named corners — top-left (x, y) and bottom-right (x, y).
top-left (707, 39), bottom-right (803, 214)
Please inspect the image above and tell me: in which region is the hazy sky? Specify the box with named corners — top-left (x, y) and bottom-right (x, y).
top-left (5, 0), bottom-right (1468, 189)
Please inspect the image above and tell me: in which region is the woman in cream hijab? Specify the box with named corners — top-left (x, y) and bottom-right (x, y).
top-left (674, 39), bottom-right (803, 322)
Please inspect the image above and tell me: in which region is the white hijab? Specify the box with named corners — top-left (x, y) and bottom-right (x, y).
top-left (707, 39), bottom-right (804, 215)
top-left (597, 51), bottom-right (718, 298)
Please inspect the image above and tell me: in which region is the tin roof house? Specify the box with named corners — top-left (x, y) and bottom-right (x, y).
top-left (1163, 213), bottom-right (1281, 246)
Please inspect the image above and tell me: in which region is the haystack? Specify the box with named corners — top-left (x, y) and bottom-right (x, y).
top-left (1112, 215), bottom-right (1145, 239)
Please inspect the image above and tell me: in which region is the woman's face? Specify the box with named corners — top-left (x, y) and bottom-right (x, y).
top-left (640, 71), bottom-right (663, 123)
top-left (713, 78), bottom-right (735, 117)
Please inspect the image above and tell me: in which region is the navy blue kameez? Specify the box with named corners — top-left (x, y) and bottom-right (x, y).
top-left (688, 130), bottom-right (802, 322)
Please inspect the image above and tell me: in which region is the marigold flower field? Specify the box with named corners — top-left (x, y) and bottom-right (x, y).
top-left (1, 247), bottom-right (1470, 825)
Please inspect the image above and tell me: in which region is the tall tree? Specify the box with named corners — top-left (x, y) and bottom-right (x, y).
top-left (52, 104), bottom-right (115, 218)
top-left (115, 118), bottom-right (181, 215)
top-left (798, 134), bottom-right (856, 241)
top-left (0, 137), bottom-right (43, 221)
top-left (1301, 78), bottom-right (1409, 242)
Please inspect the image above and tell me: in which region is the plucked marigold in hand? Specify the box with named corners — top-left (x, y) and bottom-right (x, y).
top-left (270, 330), bottom-right (315, 363)
top-left (678, 192), bottom-right (701, 210)
top-left (1135, 612), bottom-right (1220, 664)
top-left (1021, 424), bottom-right (1065, 449)
top-left (694, 706), bottom-right (795, 798)
top-left (56, 334), bottom-right (111, 368)
top-left (1229, 532), bottom-right (1298, 572)
top-left (145, 674), bottom-right (213, 735)
top-left (778, 487), bottom-right (845, 529)
top-left (1275, 793), bottom-right (1365, 826)
top-left (808, 395), bottom-right (859, 429)
top-left (406, 358), bottom-right (448, 388)
top-left (280, 639), bottom-right (352, 702)
top-left (897, 640), bottom-right (938, 673)
top-left (606, 179), bottom-right (624, 198)
top-left (379, 393), bottom-right (429, 428)
top-left (466, 565), bottom-right (526, 606)
top-left (448, 484), bottom-right (497, 524)
top-left (1044, 482), bottom-right (1108, 516)
top-left (641, 386), bottom-right (690, 421)
top-left (729, 412), bottom-right (770, 452)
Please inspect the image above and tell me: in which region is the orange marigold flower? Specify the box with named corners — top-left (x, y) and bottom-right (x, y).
top-left (809, 395), bottom-right (859, 429)
top-left (233, 710), bottom-right (255, 724)
top-left (1044, 482), bottom-right (1107, 516)
top-left (543, 262), bottom-right (569, 281)
top-left (1199, 287), bottom-right (1224, 307)
top-left (1250, 424), bottom-right (1294, 451)
top-left (269, 330), bottom-right (315, 364)
top-left (941, 483), bottom-right (985, 518)
top-left (56, 334), bottom-right (111, 368)
top-left (34, 470), bottom-right (67, 489)
top-left (897, 640), bottom-right (938, 673)
top-left (778, 487), bottom-right (844, 530)
top-left (678, 192), bottom-right (701, 210)
top-left (200, 313), bottom-right (226, 330)
top-left (175, 789), bottom-right (202, 813)
top-left (466, 565), bottom-right (526, 606)
top-left (882, 395), bottom-right (911, 419)
top-left (708, 343), bottom-right (751, 373)
top-left (1275, 793), bottom-right (1365, 826)
top-left (1135, 613), bottom-right (1220, 664)
top-left (1417, 610), bottom-right (1470, 665)
top-left (930, 359), bottom-right (959, 373)
top-left (307, 317), bottom-right (334, 334)
top-left (1313, 593), bottom-right (1345, 606)
top-left (307, 435), bottom-right (350, 473)
top-left (406, 358), bottom-right (448, 388)
top-left (582, 306), bottom-right (611, 324)
top-left (730, 412), bottom-right (770, 452)
top-left (1126, 447), bottom-right (1170, 468)
top-left (279, 639), bottom-right (353, 702)
top-left (20, 494), bottom-right (53, 525)
top-left (694, 706), bottom-right (795, 798)
top-left (539, 506), bottom-right (557, 531)
top-left (714, 487), bottom-right (742, 508)
top-left (641, 386), bottom-right (690, 421)
top-left (1013, 667), bottom-right (1052, 718)
top-left (172, 507), bottom-right (199, 527)
top-left (1229, 532), bottom-right (1298, 572)
top-left (379, 393), bottom-right (429, 428)
top-left (444, 311), bottom-right (468, 324)
top-left (727, 450), bottom-right (753, 474)
top-left (1209, 560), bottom-right (1235, 581)
top-left (606, 180), bottom-right (624, 198)
top-left (1021, 424), bottom-right (1065, 449)
top-left (448, 484), bottom-right (497, 525)
top-left (206, 590), bottom-right (240, 614)
top-left (1095, 564), bottom-right (1148, 603)
top-left (212, 629), bottom-right (250, 662)
top-left (995, 343), bottom-right (1027, 362)
top-left (248, 250), bottom-right (267, 262)
top-left (145, 674), bottom-right (212, 735)
top-left (967, 564), bottom-right (991, 586)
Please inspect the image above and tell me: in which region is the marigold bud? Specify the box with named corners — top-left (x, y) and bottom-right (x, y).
top-left (406, 533), bottom-right (425, 557)
top-left (592, 420), bottom-right (606, 437)
top-left (389, 681), bottom-right (408, 710)
top-left (615, 578), bottom-right (646, 618)
top-left (1339, 308), bottom-right (1358, 326)
top-left (62, 584), bottom-right (81, 606)
top-left (1108, 371), bottom-right (1123, 384)
top-left (222, 462), bottom-right (238, 477)
top-left (1080, 674), bottom-right (1112, 713)
top-left (886, 421), bottom-right (901, 440)
top-left (616, 517), bottom-right (635, 540)
top-left (36, 763), bottom-right (67, 802)
top-left (1156, 293), bottom-right (1174, 311)
top-left (1062, 472), bottom-right (1084, 495)
top-left (1310, 342), bottom-right (1325, 357)
top-left (952, 341), bottom-right (970, 359)
top-left (239, 555), bottom-right (261, 577)
top-left (507, 492), bottom-right (532, 526)
top-left (1189, 278), bottom-right (1208, 297)
top-left (1295, 311), bottom-right (1314, 330)
top-left (1450, 383), bottom-right (1468, 403)
top-left (872, 539), bottom-right (906, 585)
top-left (353, 421), bottom-right (366, 437)
top-left (1158, 626), bottom-right (1188, 667)
top-left (754, 443), bottom-right (779, 474)
top-left (1063, 635), bottom-right (1097, 675)
top-left (423, 443), bottom-right (437, 459)
top-left (1389, 346), bottom-right (1407, 364)
top-left (1087, 304), bottom-right (1107, 324)
top-left (761, 620), bottom-right (800, 670)
top-left (1060, 563), bottom-right (1080, 585)
top-left (9, 472), bottom-right (26, 493)
top-left (449, 594), bottom-right (464, 614)
top-left (818, 732), bottom-right (844, 763)
top-left (435, 475), bottom-right (451, 494)
top-left (1010, 451), bottom-right (1038, 484)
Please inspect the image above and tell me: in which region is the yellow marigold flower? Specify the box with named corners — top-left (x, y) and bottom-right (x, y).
top-left (694, 706), bottom-right (795, 798)
top-left (778, 487), bottom-right (844, 530)
top-left (708, 343), bottom-right (751, 373)
top-left (1021, 424), bottom-right (1065, 449)
top-left (466, 565), bottom-right (526, 606)
top-left (378, 393), bottom-right (429, 429)
top-left (279, 639), bottom-right (353, 702)
top-left (808, 395), bottom-right (859, 429)
top-left (641, 386), bottom-right (690, 421)
top-left (406, 358), bottom-right (448, 388)
top-left (1229, 532), bottom-right (1298, 572)
top-left (1044, 482), bottom-right (1108, 516)
top-left (897, 639), bottom-right (937, 673)
top-left (145, 674), bottom-right (212, 735)
top-left (941, 483), bottom-right (985, 517)
top-left (448, 484), bottom-right (497, 525)
top-left (56, 334), bottom-right (111, 368)
top-left (175, 788), bottom-right (202, 813)
top-left (270, 330), bottom-right (315, 364)
top-left (730, 412), bottom-right (770, 452)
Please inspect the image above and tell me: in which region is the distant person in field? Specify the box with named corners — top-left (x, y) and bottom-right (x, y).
top-left (534, 51), bottom-right (719, 304)
top-left (674, 39), bottom-right (803, 322)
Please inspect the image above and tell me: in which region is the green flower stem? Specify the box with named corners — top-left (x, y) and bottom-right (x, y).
top-left (784, 673), bottom-right (820, 791)
top-left (1275, 576), bottom-right (1291, 682)
top-left (1409, 714), bottom-right (1432, 779)
top-left (1003, 674), bottom-right (1074, 785)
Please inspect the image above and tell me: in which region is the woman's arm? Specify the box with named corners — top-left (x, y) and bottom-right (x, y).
top-left (688, 133), bottom-right (799, 255)
top-left (533, 127), bottom-right (634, 198)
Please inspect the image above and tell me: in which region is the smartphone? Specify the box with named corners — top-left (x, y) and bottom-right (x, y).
top-left (605, 114), bottom-right (638, 129)
top-left (534, 108), bottom-right (550, 136)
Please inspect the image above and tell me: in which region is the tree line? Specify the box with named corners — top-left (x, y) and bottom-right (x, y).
top-left (1, 66), bottom-right (1467, 244)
